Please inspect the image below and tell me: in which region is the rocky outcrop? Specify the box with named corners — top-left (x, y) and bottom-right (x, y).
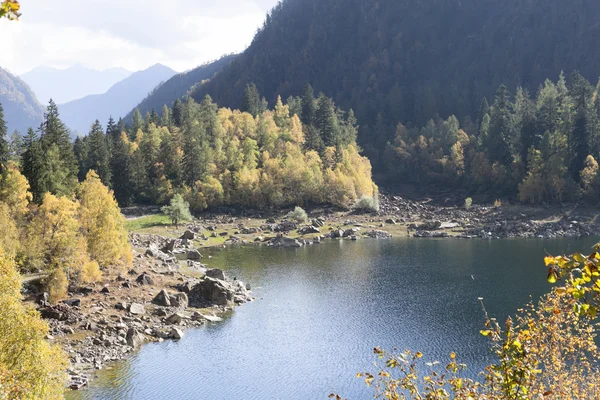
top-left (365, 230), bottom-right (393, 239)
top-left (268, 236), bottom-right (304, 248)
top-left (188, 276), bottom-right (253, 307)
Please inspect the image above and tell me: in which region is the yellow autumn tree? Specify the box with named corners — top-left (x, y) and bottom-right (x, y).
top-left (0, 162), bottom-right (32, 217)
top-left (78, 170), bottom-right (132, 270)
top-left (0, 248), bottom-right (67, 400)
top-left (0, 203), bottom-right (19, 258)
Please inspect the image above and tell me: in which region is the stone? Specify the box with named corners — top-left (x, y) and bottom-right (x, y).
top-left (331, 229), bottom-right (344, 239)
top-left (365, 230), bottom-right (393, 239)
top-left (181, 230), bottom-right (195, 240)
top-left (152, 289), bottom-right (172, 307)
top-left (136, 273), bottom-right (155, 286)
top-left (187, 250), bottom-right (203, 260)
top-left (166, 312), bottom-right (184, 325)
top-left (269, 237), bottom-right (303, 248)
top-left (145, 246), bottom-right (160, 257)
top-left (202, 314), bottom-right (224, 323)
top-left (101, 286), bottom-right (110, 293)
top-left (343, 228), bottom-right (359, 237)
top-left (299, 225), bottom-right (320, 235)
top-left (189, 277), bottom-right (233, 307)
top-left (115, 301), bottom-right (128, 311)
top-left (126, 328), bottom-right (145, 348)
top-left (385, 218), bottom-right (397, 225)
top-left (418, 220), bottom-right (442, 231)
top-left (36, 292), bottom-right (49, 305)
top-left (63, 299), bottom-right (81, 307)
top-left (162, 239), bottom-right (181, 253)
top-left (169, 327), bottom-right (184, 340)
top-left (170, 292), bottom-right (189, 308)
top-left (205, 268), bottom-right (226, 281)
top-left (129, 303), bottom-right (145, 315)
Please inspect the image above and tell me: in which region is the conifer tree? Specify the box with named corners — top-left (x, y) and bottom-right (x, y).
top-left (21, 128), bottom-right (43, 201)
top-left (301, 84), bottom-right (316, 126)
top-left (243, 83), bottom-right (262, 117)
top-left (315, 94), bottom-right (340, 147)
top-left (86, 120), bottom-right (111, 185)
top-left (130, 108), bottom-right (144, 138)
top-left (0, 102), bottom-right (8, 173)
top-left (172, 99), bottom-right (183, 127)
top-left (161, 104), bottom-right (171, 127)
top-left (111, 133), bottom-right (134, 206)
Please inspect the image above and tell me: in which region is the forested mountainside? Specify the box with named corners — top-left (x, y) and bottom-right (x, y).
top-left (188, 0), bottom-right (600, 166)
top-left (0, 66), bottom-right (44, 134)
top-left (124, 55), bottom-right (236, 122)
top-left (59, 64), bottom-right (176, 135)
top-left (21, 65), bottom-right (131, 104)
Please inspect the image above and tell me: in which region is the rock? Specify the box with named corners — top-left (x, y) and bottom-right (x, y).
top-left (169, 327), bottom-right (184, 340)
top-left (162, 239), bottom-right (181, 253)
top-left (115, 301), bottom-right (128, 311)
top-left (36, 292), bottom-right (49, 306)
top-left (365, 230), bottom-right (392, 239)
top-left (126, 328), bottom-right (145, 348)
top-left (181, 230), bottom-right (195, 240)
top-left (418, 220), bottom-right (442, 231)
top-left (299, 225), bottom-right (320, 235)
top-left (202, 314), bottom-right (224, 323)
top-left (170, 292), bottom-right (188, 308)
top-left (343, 228), bottom-right (359, 237)
top-left (187, 250), bottom-right (203, 260)
top-left (63, 299), bottom-right (82, 307)
top-left (136, 273), bottom-right (155, 286)
top-left (100, 286), bottom-right (110, 294)
top-left (331, 229), bottom-right (344, 238)
top-left (268, 237), bottom-right (303, 248)
top-left (79, 287), bottom-right (94, 294)
top-left (129, 303), bottom-right (145, 315)
top-left (241, 227), bottom-right (259, 234)
top-left (145, 246), bottom-right (160, 257)
top-left (189, 277), bottom-right (234, 307)
top-left (166, 312), bottom-right (184, 325)
top-left (275, 221), bottom-right (298, 232)
top-left (385, 218), bottom-right (397, 225)
top-left (152, 289), bottom-right (172, 307)
top-left (205, 268), bottom-right (226, 281)
top-left (312, 218), bottom-right (325, 228)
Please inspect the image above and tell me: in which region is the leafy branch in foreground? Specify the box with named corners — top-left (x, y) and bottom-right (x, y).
top-left (336, 248), bottom-right (600, 400)
top-left (0, 1), bottom-right (20, 20)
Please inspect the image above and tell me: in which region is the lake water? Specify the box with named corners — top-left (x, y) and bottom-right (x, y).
top-left (68, 236), bottom-right (599, 400)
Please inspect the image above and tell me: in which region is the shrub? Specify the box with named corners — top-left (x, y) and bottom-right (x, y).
top-left (162, 194), bottom-right (193, 226)
top-left (494, 199), bottom-right (503, 207)
top-left (464, 197), bottom-right (473, 210)
top-left (353, 196), bottom-right (380, 213)
top-left (287, 206), bottom-right (308, 223)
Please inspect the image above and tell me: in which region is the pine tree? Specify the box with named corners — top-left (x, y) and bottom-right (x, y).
top-left (242, 83), bottom-right (261, 117)
top-left (130, 108), bottom-right (144, 138)
top-left (39, 99), bottom-right (77, 194)
top-left (150, 108), bottom-right (160, 125)
top-left (106, 116), bottom-right (120, 146)
top-left (8, 130), bottom-right (23, 163)
top-left (301, 84), bottom-right (316, 125)
top-left (111, 133), bottom-right (134, 206)
top-left (21, 127), bottom-right (43, 201)
top-left (315, 94), bottom-right (339, 147)
top-left (569, 71), bottom-right (594, 181)
top-left (161, 104), bottom-right (171, 127)
top-left (172, 99), bottom-right (183, 127)
top-left (488, 85), bottom-right (515, 167)
top-left (73, 136), bottom-right (89, 181)
top-left (0, 102), bottom-right (8, 173)
top-left (87, 120), bottom-right (112, 185)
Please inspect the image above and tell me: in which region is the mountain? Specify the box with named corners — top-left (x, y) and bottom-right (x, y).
top-left (188, 0), bottom-right (600, 156)
top-left (59, 64), bottom-right (177, 135)
top-left (0, 66), bottom-right (45, 134)
top-left (125, 55), bottom-right (236, 121)
top-left (21, 65), bottom-right (132, 104)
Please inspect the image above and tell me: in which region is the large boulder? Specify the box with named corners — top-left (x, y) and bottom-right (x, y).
top-left (126, 328), bottom-right (145, 348)
top-left (166, 312), bottom-right (184, 325)
top-left (299, 226), bottom-right (320, 235)
top-left (181, 230), bottom-right (195, 240)
top-left (189, 278), bottom-right (233, 307)
top-left (136, 273), bottom-right (154, 286)
top-left (268, 237), bottom-right (303, 248)
top-left (169, 327), bottom-right (184, 340)
top-left (205, 268), bottom-right (226, 281)
top-left (170, 292), bottom-right (188, 308)
top-left (152, 289), bottom-right (172, 307)
top-left (162, 239), bottom-right (182, 253)
top-left (187, 250), bottom-right (203, 260)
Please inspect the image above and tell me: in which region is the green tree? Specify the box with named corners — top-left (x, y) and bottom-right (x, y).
top-left (301, 84), bottom-right (316, 126)
top-left (21, 128), bottom-right (43, 201)
top-left (161, 194), bottom-right (193, 226)
top-left (242, 83), bottom-right (262, 117)
top-left (0, 102), bottom-right (8, 173)
top-left (130, 108), bottom-right (144, 139)
top-left (86, 120), bottom-right (111, 185)
top-left (315, 94), bottom-right (339, 147)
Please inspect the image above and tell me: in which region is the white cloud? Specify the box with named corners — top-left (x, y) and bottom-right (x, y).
top-left (0, 0), bottom-right (278, 74)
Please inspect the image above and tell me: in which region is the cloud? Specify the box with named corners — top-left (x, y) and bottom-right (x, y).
top-left (0, 0), bottom-right (278, 74)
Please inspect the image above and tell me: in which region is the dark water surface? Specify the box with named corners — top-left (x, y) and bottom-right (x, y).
top-left (68, 237), bottom-right (598, 400)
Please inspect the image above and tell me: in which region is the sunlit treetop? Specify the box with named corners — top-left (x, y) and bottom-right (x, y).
top-left (0, 1), bottom-right (20, 20)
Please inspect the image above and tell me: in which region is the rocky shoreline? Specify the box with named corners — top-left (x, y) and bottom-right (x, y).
top-left (31, 195), bottom-right (600, 392)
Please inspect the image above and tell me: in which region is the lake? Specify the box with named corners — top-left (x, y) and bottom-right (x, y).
top-left (68, 236), bottom-right (598, 400)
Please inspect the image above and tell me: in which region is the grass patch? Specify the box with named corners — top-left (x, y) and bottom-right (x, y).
top-left (126, 214), bottom-right (172, 232)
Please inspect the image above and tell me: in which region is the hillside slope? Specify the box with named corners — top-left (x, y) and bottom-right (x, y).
top-left (190, 0), bottom-right (600, 147)
top-left (0, 67), bottom-right (45, 134)
top-left (59, 64), bottom-right (177, 135)
top-left (124, 55), bottom-right (236, 121)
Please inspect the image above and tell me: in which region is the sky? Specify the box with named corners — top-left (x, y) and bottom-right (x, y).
top-left (0, 0), bottom-right (279, 75)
